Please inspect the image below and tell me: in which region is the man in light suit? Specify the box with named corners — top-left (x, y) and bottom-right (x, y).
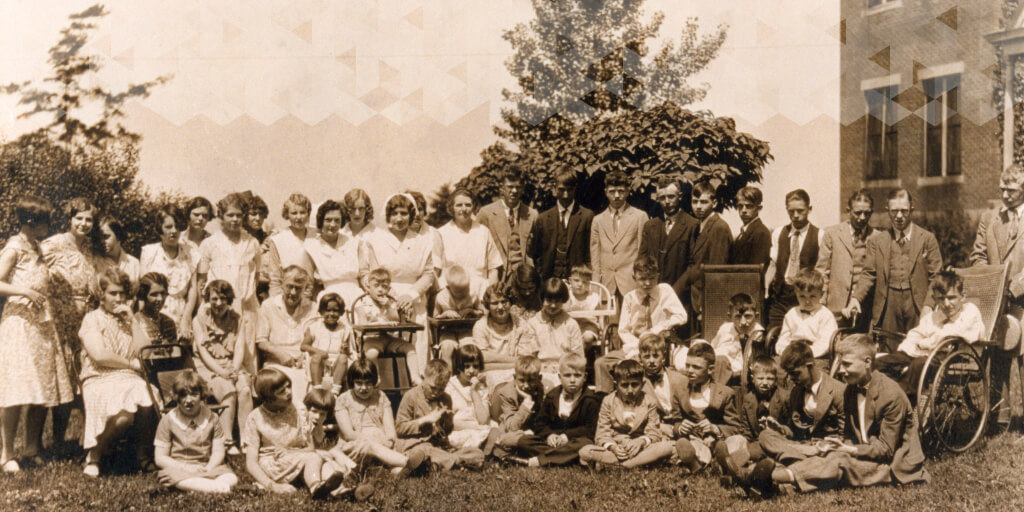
top-left (816, 190), bottom-right (876, 332)
top-left (639, 176), bottom-right (699, 299)
top-left (846, 189), bottom-right (942, 353)
top-left (590, 170), bottom-right (648, 308)
top-left (477, 168), bottom-right (538, 283)
top-left (528, 168), bottom-right (595, 280)
top-left (969, 163), bottom-right (1024, 431)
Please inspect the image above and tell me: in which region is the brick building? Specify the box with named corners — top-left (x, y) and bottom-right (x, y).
top-left (840, 0), bottom-right (1003, 220)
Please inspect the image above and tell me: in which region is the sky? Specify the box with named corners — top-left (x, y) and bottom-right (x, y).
top-left (0, 0), bottom-right (841, 230)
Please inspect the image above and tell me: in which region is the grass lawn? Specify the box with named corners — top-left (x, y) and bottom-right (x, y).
top-left (3, 431), bottom-right (1024, 512)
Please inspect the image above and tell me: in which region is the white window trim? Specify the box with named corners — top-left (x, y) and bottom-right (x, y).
top-left (920, 71), bottom-right (962, 178)
top-left (864, 0), bottom-right (902, 17)
top-left (861, 74), bottom-right (901, 91)
top-left (864, 178), bottom-right (903, 189)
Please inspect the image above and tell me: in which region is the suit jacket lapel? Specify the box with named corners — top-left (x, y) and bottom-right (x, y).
top-left (837, 222), bottom-right (855, 255)
top-left (998, 211), bottom-right (1019, 261)
top-left (490, 206), bottom-right (512, 256)
top-left (566, 205), bottom-right (582, 242)
top-left (665, 212), bottom-right (688, 249)
top-left (744, 392), bottom-right (759, 430)
top-left (811, 378), bottom-right (834, 430)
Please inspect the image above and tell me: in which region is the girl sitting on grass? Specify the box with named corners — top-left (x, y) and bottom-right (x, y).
top-left (445, 344), bottom-right (493, 450)
top-left (334, 358), bottom-right (423, 475)
top-left (154, 370), bottom-right (237, 493)
top-left (243, 367), bottom-right (346, 500)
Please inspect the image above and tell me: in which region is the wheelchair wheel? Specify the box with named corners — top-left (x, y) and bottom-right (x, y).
top-left (926, 348), bottom-right (989, 453)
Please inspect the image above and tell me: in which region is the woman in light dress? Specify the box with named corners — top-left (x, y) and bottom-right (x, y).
top-left (303, 200), bottom-right (366, 308)
top-left (437, 188), bottom-right (503, 299)
top-left (140, 205), bottom-right (198, 340)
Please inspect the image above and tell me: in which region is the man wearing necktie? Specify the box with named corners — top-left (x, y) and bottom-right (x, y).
top-left (969, 164), bottom-right (1024, 431)
top-left (744, 334), bottom-right (928, 496)
top-left (816, 190), bottom-right (877, 332)
top-left (527, 168), bottom-right (594, 281)
top-left (847, 189), bottom-right (941, 354)
top-left (477, 169), bottom-right (538, 283)
top-left (767, 189), bottom-right (821, 330)
top-left (638, 176), bottom-right (699, 302)
top-left (590, 171), bottom-right (648, 310)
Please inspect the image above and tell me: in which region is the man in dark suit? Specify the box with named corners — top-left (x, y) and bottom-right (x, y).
top-left (477, 168), bottom-right (538, 282)
top-left (766, 189), bottom-right (822, 329)
top-left (528, 169), bottom-right (594, 280)
top-left (816, 190), bottom-right (876, 332)
top-left (748, 334), bottom-right (929, 495)
top-left (730, 185), bottom-right (772, 268)
top-left (847, 189), bottom-right (942, 353)
top-left (678, 180), bottom-right (733, 328)
top-left (638, 176), bottom-right (699, 299)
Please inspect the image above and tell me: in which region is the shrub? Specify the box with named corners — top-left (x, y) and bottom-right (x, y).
top-left (918, 209), bottom-right (977, 269)
top-left (0, 131), bottom-right (186, 255)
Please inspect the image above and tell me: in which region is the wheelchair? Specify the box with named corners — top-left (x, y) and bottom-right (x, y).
top-left (820, 264), bottom-right (1022, 453)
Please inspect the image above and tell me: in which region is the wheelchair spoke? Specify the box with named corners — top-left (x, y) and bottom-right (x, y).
top-left (929, 350), bottom-right (988, 453)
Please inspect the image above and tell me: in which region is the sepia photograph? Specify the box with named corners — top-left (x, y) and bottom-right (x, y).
top-left (0, 0), bottom-right (1022, 510)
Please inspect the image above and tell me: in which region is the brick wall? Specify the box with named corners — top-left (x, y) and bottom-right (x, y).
top-left (840, 0), bottom-right (1003, 220)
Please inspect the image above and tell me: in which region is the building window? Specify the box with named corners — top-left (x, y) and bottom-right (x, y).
top-left (923, 74), bottom-right (961, 177)
top-left (865, 85), bottom-right (898, 180)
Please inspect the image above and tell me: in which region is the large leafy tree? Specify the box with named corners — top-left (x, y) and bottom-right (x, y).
top-left (499, 0), bottom-right (727, 146)
top-left (432, 0), bottom-right (766, 217)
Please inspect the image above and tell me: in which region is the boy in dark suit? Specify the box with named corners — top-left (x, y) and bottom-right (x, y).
top-left (748, 334), bottom-right (929, 495)
top-left (672, 342), bottom-right (735, 472)
top-left (678, 180), bottom-right (733, 329)
top-left (638, 176), bottom-right (698, 299)
top-left (730, 185), bottom-right (772, 269)
top-left (767, 189), bottom-right (822, 329)
top-left (756, 341), bottom-right (845, 465)
top-left (510, 353), bottom-right (601, 466)
top-left (528, 168), bottom-right (595, 281)
top-left (715, 354), bottom-right (789, 479)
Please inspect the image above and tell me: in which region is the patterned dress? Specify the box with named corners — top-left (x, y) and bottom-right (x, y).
top-left (335, 389), bottom-right (392, 445)
top-left (78, 308), bottom-right (153, 449)
top-left (0, 234), bottom-right (75, 407)
top-left (41, 232), bottom-right (107, 385)
top-left (242, 403), bottom-right (323, 483)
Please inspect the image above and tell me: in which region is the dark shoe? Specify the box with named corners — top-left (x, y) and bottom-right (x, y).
top-left (713, 441), bottom-right (740, 478)
top-left (398, 450), bottom-right (428, 478)
top-left (311, 471), bottom-right (345, 500)
top-left (749, 459), bottom-right (777, 498)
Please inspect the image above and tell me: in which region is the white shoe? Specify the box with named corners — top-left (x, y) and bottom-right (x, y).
top-left (227, 444), bottom-right (241, 456)
top-left (82, 463), bottom-right (100, 477)
top-left (2, 460), bottom-right (20, 473)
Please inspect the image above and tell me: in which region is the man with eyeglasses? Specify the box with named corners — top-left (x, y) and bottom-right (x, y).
top-left (969, 163), bottom-right (1024, 432)
top-left (846, 189), bottom-right (941, 354)
top-left (816, 190), bottom-right (877, 332)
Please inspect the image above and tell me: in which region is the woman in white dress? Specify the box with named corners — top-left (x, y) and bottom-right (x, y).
top-left (140, 205), bottom-right (198, 340)
top-left (180, 196), bottom-right (214, 256)
top-left (437, 189), bottom-right (503, 299)
top-left (359, 194), bottom-right (434, 379)
top-left (97, 217), bottom-right (140, 294)
top-left (263, 193), bottom-right (315, 298)
top-left (304, 200), bottom-right (366, 308)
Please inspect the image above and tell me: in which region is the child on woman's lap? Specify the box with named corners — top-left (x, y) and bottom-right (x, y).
top-left (243, 367), bottom-right (347, 499)
top-left (154, 370), bottom-right (237, 493)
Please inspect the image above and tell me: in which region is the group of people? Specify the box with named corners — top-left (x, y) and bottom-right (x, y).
top-left (1, 162), bottom-right (1022, 500)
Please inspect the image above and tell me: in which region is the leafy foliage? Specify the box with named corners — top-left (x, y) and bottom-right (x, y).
top-left (457, 103), bottom-right (772, 214)
top-left (3, 4), bottom-right (170, 150)
top-left (499, 0), bottom-right (727, 146)
top-left (918, 209), bottom-right (977, 269)
top-left (0, 132), bottom-right (186, 255)
top-left (426, 182), bottom-right (454, 228)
